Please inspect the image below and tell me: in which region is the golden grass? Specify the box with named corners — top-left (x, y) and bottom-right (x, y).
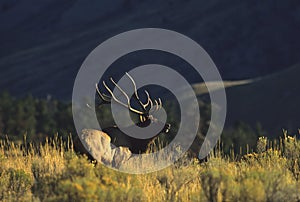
top-left (0, 132), bottom-right (300, 201)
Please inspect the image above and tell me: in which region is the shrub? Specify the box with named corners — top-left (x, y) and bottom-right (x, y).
top-left (0, 168), bottom-right (33, 201)
top-left (1, 131), bottom-right (300, 201)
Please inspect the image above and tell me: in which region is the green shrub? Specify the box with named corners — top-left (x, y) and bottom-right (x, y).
top-left (0, 168), bottom-right (33, 201)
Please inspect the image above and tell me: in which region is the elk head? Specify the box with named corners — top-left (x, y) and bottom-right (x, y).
top-left (95, 72), bottom-right (171, 153)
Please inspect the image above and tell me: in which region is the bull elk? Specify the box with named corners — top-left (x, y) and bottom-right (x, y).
top-left (96, 73), bottom-right (171, 154)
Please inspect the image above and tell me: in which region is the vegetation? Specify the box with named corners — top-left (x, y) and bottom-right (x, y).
top-left (0, 92), bottom-right (260, 156)
top-left (0, 131), bottom-right (299, 201)
top-left (1, 92), bottom-right (298, 201)
top-left (0, 91), bottom-right (74, 142)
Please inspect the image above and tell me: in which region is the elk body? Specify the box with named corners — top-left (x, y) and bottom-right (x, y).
top-left (102, 119), bottom-right (170, 154)
top-left (74, 73), bottom-right (171, 157)
top-left (97, 73), bottom-right (170, 154)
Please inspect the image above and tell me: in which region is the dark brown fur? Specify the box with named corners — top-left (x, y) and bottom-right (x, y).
top-left (102, 120), bottom-right (170, 154)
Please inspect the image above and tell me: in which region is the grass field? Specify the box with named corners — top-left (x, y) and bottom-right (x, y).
top-left (1, 131), bottom-right (300, 202)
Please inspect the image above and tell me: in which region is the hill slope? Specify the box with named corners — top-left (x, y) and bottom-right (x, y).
top-left (0, 0), bottom-right (300, 99)
top-left (198, 63), bottom-right (300, 136)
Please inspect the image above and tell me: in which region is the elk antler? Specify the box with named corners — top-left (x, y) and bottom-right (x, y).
top-left (95, 73), bottom-right (163, 116)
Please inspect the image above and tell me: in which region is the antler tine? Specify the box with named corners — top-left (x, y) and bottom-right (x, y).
top-left (125, 72), bottom-right (139, 99)
top-left (95, 83), bottom-right (111, 103)
top-left (110, 77), bottom-right (130, 106)
top-left (154, 99), bottom-right (159, 111)
top-left (102, 80), bottom-right (128, 108)
top-left (106, 78), bottom-right (144, 115)
top-left (149, 96), bottom-right (153, 111)
top-left (125, 72), bottom-right (149, 111)
top-left (143, 90), bottom-right (151, 108)
top-left (158, 98), bottom-right (162, 110)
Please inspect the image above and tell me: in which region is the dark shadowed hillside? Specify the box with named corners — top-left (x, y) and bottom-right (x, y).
top-left (224, 63), bottom-right (300, 136)
top-left (194, 63), bottom-right (300, 136)
top-left (0, 0), bottom-right (299, 99)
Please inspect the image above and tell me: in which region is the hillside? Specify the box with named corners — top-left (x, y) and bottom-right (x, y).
top-left (0, 0), bottom-right (299, 99)
top-left (194, 63), bottom-right (300, 137)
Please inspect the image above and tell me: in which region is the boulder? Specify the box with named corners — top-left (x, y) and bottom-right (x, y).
top-left (73, 129), bottom-right (132, 168)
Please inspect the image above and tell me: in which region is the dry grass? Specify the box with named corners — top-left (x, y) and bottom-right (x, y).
top-left (0, 132), bottom-right (300, 201)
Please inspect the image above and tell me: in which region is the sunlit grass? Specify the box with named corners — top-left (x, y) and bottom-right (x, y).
top-left (0, 132), bottom-right (300, 201)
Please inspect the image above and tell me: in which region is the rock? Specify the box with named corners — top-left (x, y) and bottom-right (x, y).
top-left (73, 129), bottom-right (132, 168)
top-left (111, 146), bottom-right (132, 168)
